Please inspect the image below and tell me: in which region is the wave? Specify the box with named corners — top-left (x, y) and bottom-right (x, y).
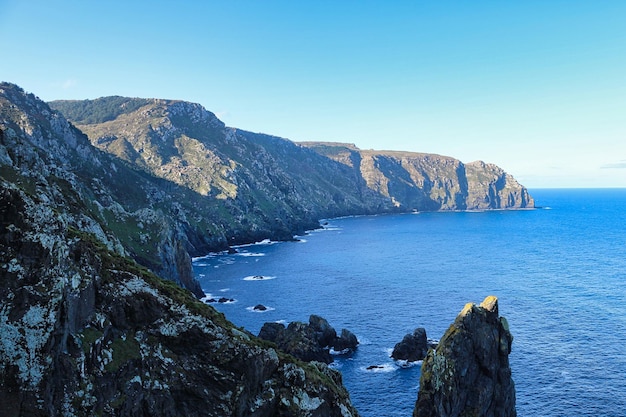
top-left (393, 359), bottom-right (422, 369)
top-left (236, 252), bottom-right (265, 257)
top-left (201, 293), bottom-right (236, 304)
top-left (243, 275), bottom-right (276, 281)
top-left (233, 238), bottom-right (276, 249)
top-left (330, 347), bottom-right (353, 355)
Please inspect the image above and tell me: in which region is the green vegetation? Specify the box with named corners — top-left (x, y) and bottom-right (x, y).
top-left (49, 96), bottom-right (151, 124)
top-left (105, 334), bottom-right (141, 372)
top-left (80, 327), bottom-right (103, 354)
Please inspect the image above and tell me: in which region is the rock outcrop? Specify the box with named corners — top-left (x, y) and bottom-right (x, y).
top-left (0, 158), bottom-right (359, 417)
top-left (46, 93), bottom-right (533, 296)
top-left (414, 296), bottom-right (516, 417)
top-left (1, 84), bottom-right (360, 416)
top-left (302, 143), bottom-right (534, 211)
top-left (391, 327), bottom-right (430, 362)
top-left (258, 315), bottom-right (359, 364)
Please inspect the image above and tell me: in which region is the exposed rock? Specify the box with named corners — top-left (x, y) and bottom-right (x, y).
top-left (0, 168), bottom-right (359, 417)
top-left (333, 328), bottom-right (359, 352)
top-left (414, 296), bottom-right (516, 417)
top-left (302, 143), bottom-right (535, 211)
top-left (392, 327), bottom-right (429, 362)
top-left (0, 82), bottom-right (206, 296)
top-left (258, 315), bottom-right (359, 364)
top-left (1, 83), bottom-right (360, 416)
top-left (254, 304), bottom-right (268, 311)
top-left (43, 91), bottom-right (533, 300)
top-left (309, 314), bottom-right (338, 347)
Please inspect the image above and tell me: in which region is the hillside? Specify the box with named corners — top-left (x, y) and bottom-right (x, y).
top-left (49, 98), bottom-right (533, 214)
top-left (301, 142), bottom-right (534, 211)
top-left (0, 82), bottom-right (359, 416)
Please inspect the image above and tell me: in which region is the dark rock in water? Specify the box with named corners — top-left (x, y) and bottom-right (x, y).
top-left (333, 329), bottom-right (359, 352)
top-left (254, 304), bottom-right (268, 311)
top-left (204, 298), bottom-right (216, 303)
top-left (258, 322), bottom-right (285, 341)
top-left (366, 365), bottom-right (385, 370)
top-left (392, 327), bottom-right (429, 362)
top-left (414, 296), bottom-right (516, 417)
top-left (258, 315), bottom-right (358, 364)
top-left (217, 297), bottom-right (234, 303)
top-left (309, 314), bottom-right (338, 348)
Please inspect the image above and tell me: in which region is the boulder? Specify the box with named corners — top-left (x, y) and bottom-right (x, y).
top-left (258, 315), bottom-right (358, 364)
top-left (391, 327), bottom-right (429, 362)
top-left (414, 296), bottom-right (516, 417)
top-left (333, 329), bottom-right (359, 352)
top-left (258, 322), bottom-right (285, 341)
top-left (309, 314), bottom-right (337, 347)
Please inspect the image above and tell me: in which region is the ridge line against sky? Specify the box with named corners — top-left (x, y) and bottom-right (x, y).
top-left (1, 0), bottom-right (625, 188)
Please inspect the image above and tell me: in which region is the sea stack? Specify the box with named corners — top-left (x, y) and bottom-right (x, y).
top-left (414, 296), bottom-right (516, 417)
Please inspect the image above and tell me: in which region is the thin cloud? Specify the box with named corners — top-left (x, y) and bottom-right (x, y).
top-left (62, 79), bottom-right (77, 89)
top-left (601, 161), bottom-right (626, 169)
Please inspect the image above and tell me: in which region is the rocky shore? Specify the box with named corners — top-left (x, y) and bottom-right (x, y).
top-left (415, 296), bottom-right (516, 417)
top-left (1, 82), bottom-right (518, 416)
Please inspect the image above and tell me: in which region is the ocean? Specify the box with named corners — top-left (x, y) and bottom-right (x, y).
top-left (193, 189), bottom-right (626, 416)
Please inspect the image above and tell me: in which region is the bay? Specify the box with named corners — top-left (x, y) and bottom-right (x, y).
top-left (194, 189), bottom-right (626, 416)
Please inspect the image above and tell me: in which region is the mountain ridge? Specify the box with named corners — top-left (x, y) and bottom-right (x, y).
top-left (1, 81), bottom-right (529, 415)
top-left (50, 96), bottom-right (534, 214)
top-left (1, 82), bottom-right (360, 416)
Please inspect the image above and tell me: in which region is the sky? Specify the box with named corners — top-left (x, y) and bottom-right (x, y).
top-left (1, 1), bottom-right (625, 188)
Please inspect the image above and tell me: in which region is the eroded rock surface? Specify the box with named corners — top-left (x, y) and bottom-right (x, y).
top-left (258, 315), bottom-right (359, 363)
top-left (0, 174), bottom-right (359, 417)
top-left (414, 296), bottom-right (516, 417)
top-left (1, 83), bottom-right (359, 416)
top-left (392, 327), bottom-right (430, 362)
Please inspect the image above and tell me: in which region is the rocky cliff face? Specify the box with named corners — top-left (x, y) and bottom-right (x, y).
top-left (50, 96), bottom-right (397, 228)
top-left (0, 84), bottom-right (359, 416)
top-left (51, 99), bottom-right (533, 219)
top-left (0, 182), bottom-right (358, 416)
top-left (46, 94), bottom-right (533, 294)
top-left (0, 83), bottom-right (207, 295)
top-left (302, 143), bottom-right (534, 211)
top-left (414, 296), bottom-right (516, 417)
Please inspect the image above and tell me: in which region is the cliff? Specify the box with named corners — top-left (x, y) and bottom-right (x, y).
top-left (301, 143), bottom-right (534, 211)
top-left (414, 296), bottom-right (516, 417)
top-left (49, 99), bottom-right (533, 217)
top-left (45, 94), bottom-right (533, 292)
top-left (0, 83), bottom-right (207, 295)
top-left (0, 84), bottom-right (358, 416)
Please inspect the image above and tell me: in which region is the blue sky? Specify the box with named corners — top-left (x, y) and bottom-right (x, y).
top-left (1, 1), bottom-right (625, 188)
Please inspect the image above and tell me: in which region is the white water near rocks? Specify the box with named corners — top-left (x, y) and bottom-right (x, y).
top-left (194, 189), bottom-right (626, 416)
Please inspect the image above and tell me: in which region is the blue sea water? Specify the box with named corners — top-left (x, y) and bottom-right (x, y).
top-left (194, 189), bottom-right (626, 416)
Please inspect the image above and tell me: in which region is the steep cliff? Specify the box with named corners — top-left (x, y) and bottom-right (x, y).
top-left (302, 143), bottom-right (534, 211)
top-left (51, 99), bottom-right (533, 217)
top-left (50, 96), bottom-right (397, 227)
top-left (0, 179), bottom-right (359, 416)
top-left (414, 296), bottom-right (516, 417)
top-left (0, 83), bottom-right (206, 295)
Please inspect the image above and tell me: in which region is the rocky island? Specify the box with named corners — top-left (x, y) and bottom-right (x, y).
top-left (415, 296), bottom-right (516, 417)
top-left (1, 82), bottom-right (520, 415)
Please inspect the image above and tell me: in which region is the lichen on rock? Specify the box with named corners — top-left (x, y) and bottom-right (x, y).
top-left (414, 296), bottom-right (516, 417)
